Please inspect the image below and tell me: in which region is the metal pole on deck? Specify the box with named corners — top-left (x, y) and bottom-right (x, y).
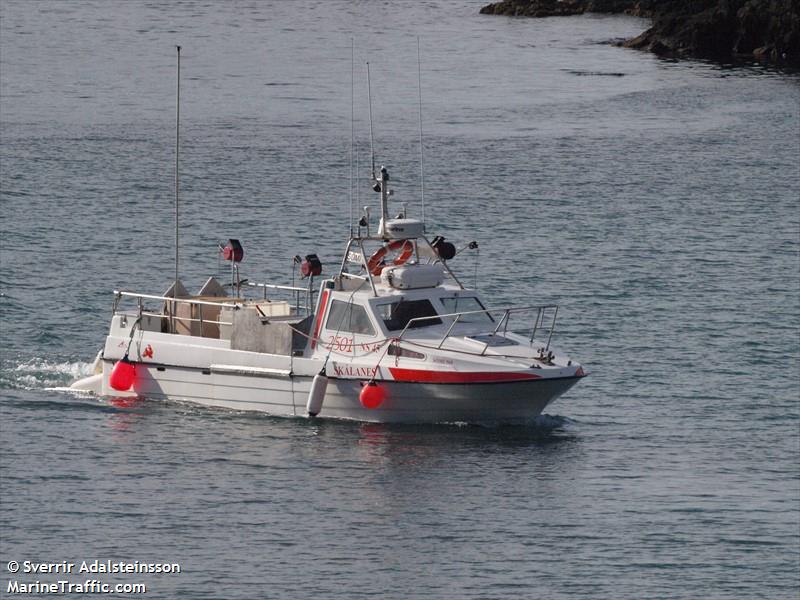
top-left (174, 46), bottom-right (181, 301)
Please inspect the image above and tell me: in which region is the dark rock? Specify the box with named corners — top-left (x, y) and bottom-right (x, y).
top-left (622, 0), bottom-right (800, 65)
top-left (586, 0), bottom-right (655, 14)
top-left (480, 0), bottom-right (800, 66)
top-left (478, 0), bottom-right (654, 18)
top-left (479, 0), bottom-right (586, 18)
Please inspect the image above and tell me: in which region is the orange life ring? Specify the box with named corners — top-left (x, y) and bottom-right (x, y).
top-left (367, 240), bottom-right (414, 276)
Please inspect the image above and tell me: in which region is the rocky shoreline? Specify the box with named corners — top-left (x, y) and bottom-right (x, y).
top-left (479, 0), bottom-right (800, 67)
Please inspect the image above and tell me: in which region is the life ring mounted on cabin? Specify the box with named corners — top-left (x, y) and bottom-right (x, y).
top-left (367, 240), bottom-right (414, 276)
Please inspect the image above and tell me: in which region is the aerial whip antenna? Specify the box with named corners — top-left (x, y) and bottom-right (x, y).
top-left (174, 45), bottom-right (181, 300)
top-left (350, 39), bottom-right (355, 236)
top-left (417, 36), bottom-right (426, 230)
top-left (366, 61), bottom-right (376, 180)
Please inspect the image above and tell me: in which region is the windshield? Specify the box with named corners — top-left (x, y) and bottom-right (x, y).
top-left (440, 296), bottom-right (494, 324)
top-left (378, 299), bottom-right (442, 331)
top-left (325, 300), bottom-right (376, 336)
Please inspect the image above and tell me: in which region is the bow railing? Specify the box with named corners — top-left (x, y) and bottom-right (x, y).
top-left (396, 304), bottom-right (559, 355)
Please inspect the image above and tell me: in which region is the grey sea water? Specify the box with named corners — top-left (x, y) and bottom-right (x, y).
top-left (1, 1), bottom-right (798, 598)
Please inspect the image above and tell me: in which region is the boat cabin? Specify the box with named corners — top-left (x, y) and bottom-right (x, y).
top-left (106, 165), bottom-right (559, 366)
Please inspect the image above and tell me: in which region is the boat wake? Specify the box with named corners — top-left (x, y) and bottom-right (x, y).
top-left (0, 358), bottom-right (94, 391)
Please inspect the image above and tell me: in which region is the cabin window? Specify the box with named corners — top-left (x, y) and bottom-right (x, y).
top-left (440, 296), bottom-right (494, 324)
top-left (378, 299), bottom-right (442, 331)
top-left (325, 300), bottom-right (376, 336)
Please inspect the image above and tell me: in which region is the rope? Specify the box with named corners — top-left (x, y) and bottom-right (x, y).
top-left (368, 337), bottom-right (398, 384)
top-left (318, 280), bottom-right (372, 365)
top-left (122, 316), bottom-right (142, 360)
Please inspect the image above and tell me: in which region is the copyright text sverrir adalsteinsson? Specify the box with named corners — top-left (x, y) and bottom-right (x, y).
top-left (5, 559), bottom-right (182, 595)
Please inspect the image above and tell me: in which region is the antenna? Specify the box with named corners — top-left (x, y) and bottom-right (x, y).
top-left (174, 45), bottom-right (181, 299)
top-left (366, 61), bottom-right (376, 180)
top-left (355, 105), bottom-right (360, 230)
top-left (350, 39), bottom-right (355, 236)
top-left (417, 36), bottom-right (426, 230)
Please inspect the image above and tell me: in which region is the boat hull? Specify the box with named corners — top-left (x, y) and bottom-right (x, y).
top-left (100, 359), bottom-right (579, 424)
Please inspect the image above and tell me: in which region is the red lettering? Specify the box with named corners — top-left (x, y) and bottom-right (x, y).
top-left (327, 335), bottom-right (353, 353)
top-left (331, 364), bottom-right (379, 378)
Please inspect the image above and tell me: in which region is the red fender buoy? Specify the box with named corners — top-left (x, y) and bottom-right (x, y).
top-left (360, 381), bottom-right (386, 409)
top-left (109, 356), bottom-right (136, 392)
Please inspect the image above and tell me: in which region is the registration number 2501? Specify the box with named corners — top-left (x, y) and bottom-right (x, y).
top-left (327, 335), bottom-right (381, 354)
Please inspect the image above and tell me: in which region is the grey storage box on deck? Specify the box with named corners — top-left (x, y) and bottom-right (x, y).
top-left (230, 306), bottom-right (312, 355)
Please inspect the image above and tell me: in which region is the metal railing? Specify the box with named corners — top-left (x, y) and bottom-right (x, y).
top-left (111, 283), bottom-right (311, 338)
top-left (112, 290), bottom-right (244, 312)
top-left (245, 281), bottom-right (311, 315)
top-left (112, 291), bottom-right (240, 336)
top-left (396, 304), bottom-right (559, 355)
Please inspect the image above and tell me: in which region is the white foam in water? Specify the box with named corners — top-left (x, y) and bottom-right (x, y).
top-left (8, 358), bottom-right (93, 390)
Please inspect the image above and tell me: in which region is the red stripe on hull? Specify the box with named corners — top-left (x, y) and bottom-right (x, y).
top-left (311, 289), bottom-right (329, 349)
top-left (387, 367), bottom-right (541, 384)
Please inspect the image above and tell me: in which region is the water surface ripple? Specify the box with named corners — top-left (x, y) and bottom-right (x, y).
top-left (1, 1), bottom-right (798, 598)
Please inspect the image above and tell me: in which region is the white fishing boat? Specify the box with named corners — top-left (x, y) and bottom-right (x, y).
top-left (70, 48), bottom-right (586, 423)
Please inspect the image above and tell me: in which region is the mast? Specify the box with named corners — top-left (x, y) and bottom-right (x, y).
top-left (377, 166), bottom-right (389, 239)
